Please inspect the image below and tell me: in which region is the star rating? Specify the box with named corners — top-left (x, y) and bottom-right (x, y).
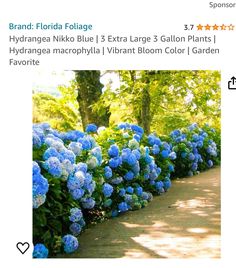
top-left (220, 24), bottom-right (227, 30)
top-left (196, 24), bottom-right (235, 31)
top-left (228, 24), bottom-right (235, 30)
top-left (197, 24), bottom-right (203, 30)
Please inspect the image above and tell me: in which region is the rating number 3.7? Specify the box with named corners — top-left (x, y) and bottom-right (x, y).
top-left (184, 24), bottom-right (194, 30)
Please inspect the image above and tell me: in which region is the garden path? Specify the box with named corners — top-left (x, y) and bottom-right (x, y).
top-left (67, 167), bottom-right (220, 258)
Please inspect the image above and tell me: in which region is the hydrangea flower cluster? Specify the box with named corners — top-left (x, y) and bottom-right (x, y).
top-left (33, 122), bottom-right (220, 258)
top-left (33, 161), bottom-right (49, 208)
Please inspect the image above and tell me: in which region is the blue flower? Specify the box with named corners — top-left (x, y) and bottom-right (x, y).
top-left (64, 130), bottom-right (83, 141)
top-left (118, 202), bottom-right (129, 212)
top-left (130, 124), bottom-right (144, 136)
top-left (135, 186), bottom-right (143, 196)
top-left (161, 150), bottom-right (169, 158)
top-left (133, 134), bottom-right (141, 142)
top-left (78, 137), bottom-right (92, 150)
top-left (188, 153), bottom-right (195, 161)
top-left (69, 208), bottom-right (83, 222)
top-left (104, 166), bottom-right (112, 179)
top-left (163, 179), bottom-right (172, 191)
top-left (62, 235), bottom-right (79, 254)
top-left (33, 173), bottom-right (49, 196)
top-left (111, 210), bottom-right (118, 217)
top-left (33, 133), bottom-right (42, 149)
top-left (70, 188), bottom-right (85, 200)
top-left (81, 197), bottom-right (96, 209)
top-left (67, 171), bottom-right (85, 190)
top-left (102, 183), bottom-right (114, 197)
top-left (44, 157), bottom-right (62, 178)
top-left (68, 142), bottom-right (82, 156)
top-left (207, 160), bottom-right (213, 167)
top-left (109, 157), bottom-right (121, 169)
top-left (33, 161), bottom-right (40, 176)
top-left (76, 162), bottom-right (88, 173)
top-left (86, 123), bottom-right (97, 133)
top-left (33, 243), bottom-right (49, 258)
top-left (126, 186), bottom-right (134, 194)
top-left (168, 164), bottom-right (174, 172)
top-left (169, 151), bottom-right (177, 160)
top-left (33, 194), bottom-right (46, 209)
top-left (108, 144), bottom-right (119, 158)
top-left (119, 188), bottom-right (126, 197)
top-left (124, 171), bottom-right (134, 181)
top-left (152, 144), bottom-right (160, 155)
top-left (70, 223), bottom-right (82, 236)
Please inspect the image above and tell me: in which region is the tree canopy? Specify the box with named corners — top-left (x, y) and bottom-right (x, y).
top-left (33, 70), bottom-right (220, 134)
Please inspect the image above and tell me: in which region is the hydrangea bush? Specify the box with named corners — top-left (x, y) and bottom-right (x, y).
top-left (33, 122), bottom-right (220, 258)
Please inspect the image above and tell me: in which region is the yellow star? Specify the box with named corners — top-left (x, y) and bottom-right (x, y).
top-left (213, 24), bottom-right (219, 30)
top-left (228, 24), bottom-right (235, 30)
top-left (205, 24), bottom-right (211, 30)
top-left (197, 24), bottom-right (203, 30)
top-left (220, 24), bottom-right (227, 30)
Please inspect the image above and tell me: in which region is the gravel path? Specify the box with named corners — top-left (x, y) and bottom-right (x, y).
top-left (66, 167), bottom-right (220, 258)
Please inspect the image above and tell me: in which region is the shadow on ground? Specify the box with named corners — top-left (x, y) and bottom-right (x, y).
top-left (61, 167), bottom-right (220, 258)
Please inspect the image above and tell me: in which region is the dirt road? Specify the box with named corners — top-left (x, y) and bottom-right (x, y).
top-left (67, 167), bottom-right (220, 258)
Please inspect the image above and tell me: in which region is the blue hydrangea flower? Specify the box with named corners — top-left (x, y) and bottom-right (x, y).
top-left (33, 161), bottom-right (40, 176)
top-left (188, 153), bottom-right (195, 161)
top-left (33, 173), bottom-right (49, 196)
top-left (33, 243), bottom-right (49, 258)
top-left (135, 186), bottom-right (143, 196)
top-left (108, 144), bottom-right (119, 158)
top-left (104, 166), bottom-right (112, 179)
top-left (70, 188), bottom-right (85, 200)
top-left (86, 123), bottom-right (97, 133)
top-left (70, 223), bottom-right (82, 236)
top-left (168, 164), bottom-right (174, 172)
top-left (87, 156), bottom-right (99, 169)
top-left (111, 176), bottom-right (123, 184)
top-left (33, 194), bottom-right (46, 209)
top-left (118, 202), bottom-right (129, 212)
top-left (169, 151), bottom-right (177, 160)
top-left (62, 234), bottom-right (79, 254)
top-left (76, 162), bottom-right (88, 173)
top-left (102, 183), bottom-right (114, 197)
top-left (130, 124), bottom-right (144, 136)
top-left (124, 171), bottom-right (134, 181)
top-left (161, 150), bottom-right (169, 158)
top-left (111, 210), bottom-right (118, 217)
top-left (44, 157), bottom-right (62, 178)
top-left (119, 188), bottom-right (126, 197)
top-left (69, 208), bottom-right (83, 222)
top-left (81, 197), bottom-right (96, 209)
top-left (152, 144), bottom-right (160, 155)
top-left (207, 160), bottom-right (213, 167)
top-left (163, 179), bottom-right (172, 191)
top-left (126, 186), bottom-right (134, 194)
top-left (33, 133), bottom-right (42, 149)
top-left (68, 142), bottom-right (82, 156)
top-left (78, 137), bottom-right (92, 150)
top-left (109, 157), bottom-right (121, 169)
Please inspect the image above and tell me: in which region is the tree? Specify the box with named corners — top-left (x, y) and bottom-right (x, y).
top-left (74, 71), bottom-right (110, 130)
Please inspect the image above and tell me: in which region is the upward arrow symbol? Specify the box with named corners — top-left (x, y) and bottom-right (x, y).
top-left (231, 76), bottom-right (236, 85)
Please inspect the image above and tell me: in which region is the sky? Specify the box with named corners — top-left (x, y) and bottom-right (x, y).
top-left (32, 70), bottom-right (120, 95)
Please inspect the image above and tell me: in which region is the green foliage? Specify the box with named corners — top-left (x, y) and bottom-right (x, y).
top-left (33, 81), bottom-right (81, 131)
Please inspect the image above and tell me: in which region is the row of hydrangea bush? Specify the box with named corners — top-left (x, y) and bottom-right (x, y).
top-left (32, 122), bottom-right (220, 258)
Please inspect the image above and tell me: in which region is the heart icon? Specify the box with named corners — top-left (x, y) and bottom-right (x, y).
top-left (16, 242), bottom-right (30, 254)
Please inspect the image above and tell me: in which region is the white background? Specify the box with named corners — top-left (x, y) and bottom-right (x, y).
top-left (0, 0), bottom-right (235, 267)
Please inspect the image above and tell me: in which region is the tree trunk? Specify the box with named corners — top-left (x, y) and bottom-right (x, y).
top-left (141, 86), bottom-right (151, 134)
top-left (74, 71), bottom-right (110, 130)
